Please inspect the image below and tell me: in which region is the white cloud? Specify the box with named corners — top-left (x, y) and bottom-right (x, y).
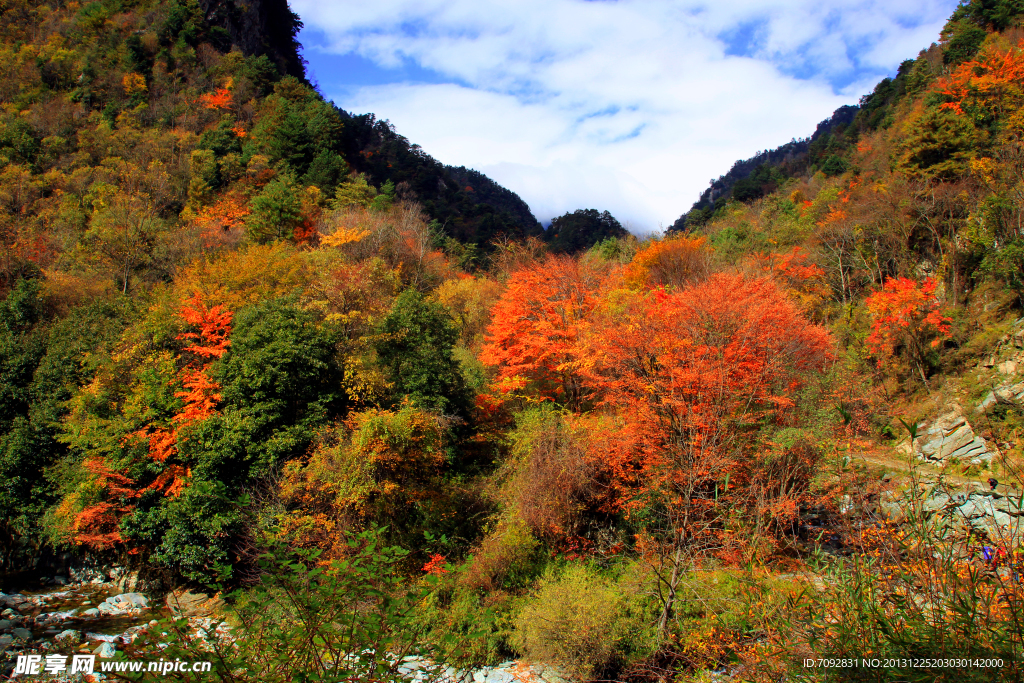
top-left (292, 0), bottom-right (959, 230)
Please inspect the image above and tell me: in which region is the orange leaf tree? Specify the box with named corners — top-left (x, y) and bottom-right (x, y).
top-left (73, 294), bottom-right (232, 549)
top-left (937, 40), bottom-right (1024, 121)
top-left (865, 276), bottom-right (951, 382)
top-left (581, 274), bottom-right (832, 630)
top-left (479, 254), bottom-right (612, 410)
top-left (623, 235), bottom-right (710, 290)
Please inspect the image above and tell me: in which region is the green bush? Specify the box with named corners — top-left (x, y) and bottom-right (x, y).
top-left (512, 562), bottom-right (656, 679)
top-left (122, 530), bottom-right (439, 682)
top-left (412, 576), bottom-right (518, 670)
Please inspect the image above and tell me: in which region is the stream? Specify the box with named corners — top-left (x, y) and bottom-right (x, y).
top-left (1, 566), bottom-right (163, 680)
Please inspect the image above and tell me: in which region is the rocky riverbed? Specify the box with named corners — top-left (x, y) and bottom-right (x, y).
top-left (0, 568), bottom-right (573, 683)
top-left (0, 566), bottom-right (166, 680)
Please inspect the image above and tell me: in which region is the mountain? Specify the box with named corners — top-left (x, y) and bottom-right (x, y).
top-left (332, 114), bottom-right (543, 244)
top-left (670, 105), bottom-right (860, 231)
top-left (543, 208), bottom-right (627, 254)
top-left (4, 2), bottom-right (1024, 680)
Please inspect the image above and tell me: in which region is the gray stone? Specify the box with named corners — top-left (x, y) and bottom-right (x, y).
top-left (0, 619), bottom-right (10, 631)
top-left (55, 629), bottom-right (82, 645)
top-left (922, 492), bottom-right (951, 513)
top-left (877, 491), bottom-right (906, 521)
top-left (82, 608), bottom-right (99, 617)
top-left (108, 592), bottom-right (149, 609)
top-left (931, 425), bottom-right (975, 459)
top-left (94, 641), bottom-right (117, 658)
top-left (957, 497), bottom-right (995, 519)
top-left (949, 436), bottom-right (991, 462)
top-left (975, 392), bottom-right (997, 413)
top-left (165, 589), bottom-right (224, 617)
top-left (993, 496), bottom-right (1023, 514)
top-left (97, 601), bottom-right (126, 616)
top-left (114, 570), bottom-right (141, 593)
top-left (12, 627), bottom-right (32, 641)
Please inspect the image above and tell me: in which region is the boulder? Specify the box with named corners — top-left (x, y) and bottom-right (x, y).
top-left (114, 570), bottom-right (141, 593)
top-left (956, 497), bottom-right (996, 519)
top-left (112, 592), bottom-right (149, 609)
top-left (55, 629), bottom-right (82, 645)
top-left (913, 409), bottom-right (991, 463)
top-left (94, 641), bottom-right (117, 658)
top-left (921, 492), bottom-right (951, 513)
top-left (98, 592), bottom-right (149, 615)
top-left (165, 589), bottom-right (225, 617)
top-left (12, 627), bottom-right (32, 641)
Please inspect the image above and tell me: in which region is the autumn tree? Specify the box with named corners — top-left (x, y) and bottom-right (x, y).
top-left (480, 254), bottom-right (611, 409)
top-left (623, 234), bottom-right (711, 290)
top-left (581, 274), bottom-right (832, 632)
top-left (83, 192), bottom-right (166, 294)
top-left (865, 276), bottom-right (952, 384)
top-left (69, 294), bottom-right (232, 551)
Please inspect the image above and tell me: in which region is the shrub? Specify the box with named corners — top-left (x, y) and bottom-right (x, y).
top-left (512, 563), bottom-right (656, 679)
top-left (460, 514), bottom-right (543, 592)
top-left (123, 530), bottom-right (439, 682)
top-left (500, 405), bottom-right (597, 541)
top-left (792, 481), bottom-right (1024, 682)
top-left (412, 575), bottom-right (519, 670)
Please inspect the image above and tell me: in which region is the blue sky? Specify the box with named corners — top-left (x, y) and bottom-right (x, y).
top-left (292, 0), bottom-right (960, 231)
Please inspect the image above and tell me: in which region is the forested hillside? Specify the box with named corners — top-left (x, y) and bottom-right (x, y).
top-left (3, 1), bottom-right (1024, 681)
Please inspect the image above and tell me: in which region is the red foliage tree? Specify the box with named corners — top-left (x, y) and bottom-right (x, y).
top-left (865, 276), bottom-right (951, 382)
top-left (479, 254), bottom-right (612, 409)
top-left (199, 88), bottom-right (233, 111)
top-left (583, 274), bottom-right (833, 518)
top-left (580, 274), bottom-right (832, 630)
top-left (75, 295), bottom-right (234, 550)
top-left (72, 458), bottom-right (141, 550)
top-left (936, 40), bottom-right (1024, 118)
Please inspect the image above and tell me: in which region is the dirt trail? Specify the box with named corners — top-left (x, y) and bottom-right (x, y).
top-left (849, 445), bottom-right (1023, 497)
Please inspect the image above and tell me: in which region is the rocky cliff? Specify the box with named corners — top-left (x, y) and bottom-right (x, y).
top-left (199, 0), bottom-right (306, 80)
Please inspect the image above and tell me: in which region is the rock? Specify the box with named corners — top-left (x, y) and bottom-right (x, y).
top-left (994, 496), bottom-right (1023, 514)
top-left (0, 619), bottom-right (11, 631)
top-left (52, 576), bottom-right (68, 586)
top-left (165, 589), bottom-right (225, 617)
top-left (0, 634), bottom-right (11, 648)
top-left (922, 492), bottom-right (951, 513)
top-left (877, 490), bottom-right (906, 521)
top-left (56, 629), bottom-right (82, 645)
top-left (12, 627), bottom-right (32, 641)
top-left (82, 608), bottom-right (99, 617)
top-left (97, 601), bottom-right (126, 616)
top-left (914, 409), bottom-right (991, 463)
top-left (94, 641), bottom-right (117, 658)
top-left (114, 570), bottom-right (141, 593)
top-left (956, 497), bottom-right (995, 519)
top-left (111, 592), bottom-right (149, 609)
top-left (949, 436), bottom-right (991, 463)
top-left (998, 360), bottom-right (1018, 374)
